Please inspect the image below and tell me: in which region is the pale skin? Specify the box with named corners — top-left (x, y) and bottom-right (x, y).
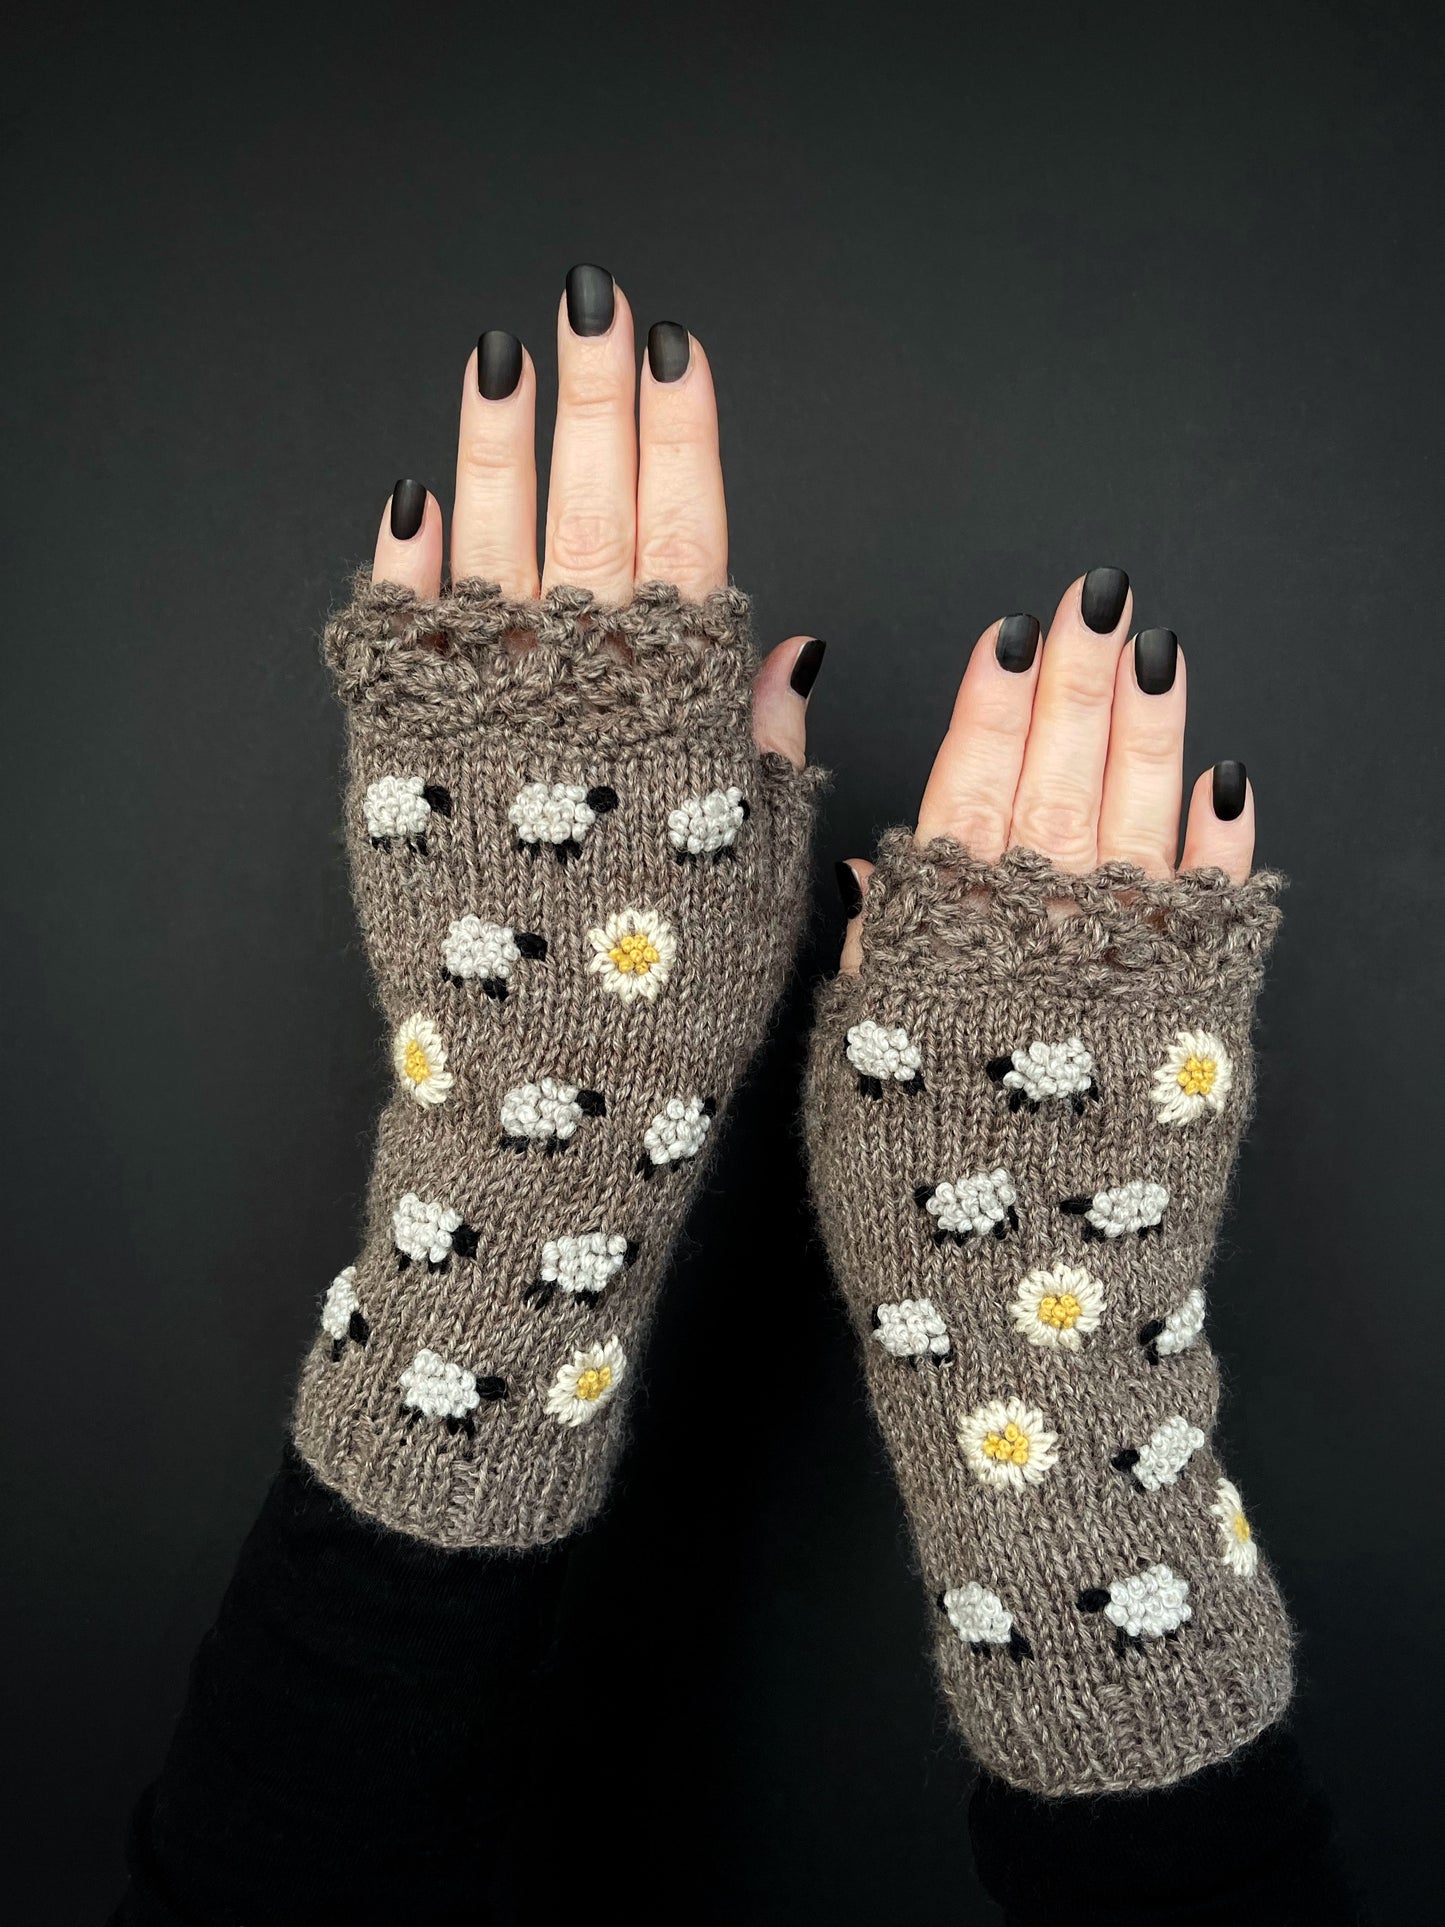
top-left (372, 265), bottom-right (1255, 958)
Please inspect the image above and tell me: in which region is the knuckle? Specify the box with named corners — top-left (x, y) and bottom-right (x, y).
top-left (458, 434), bottom-right (522, 485)
top-left (559, 363), bottom-right (630, 415)
top-left (547, 507), bottom-right (633, 583)
top-left (949, 805), bottom-right (1012, 858)
top-left (1009, 793), bottom-right (1097, 864)
top-left (1045, 658), bottom-right (1117, 712)
top-left (636, 521), bottom-right (717, 586)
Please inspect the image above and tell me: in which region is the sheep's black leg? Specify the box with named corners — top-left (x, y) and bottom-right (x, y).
top-left (370, 836), bottom-right (389, 851)
top-left (522, 1280), bottom-right (555, 1310)
top-left (425, 1256), bottom-right (450, 1275)
top-left (395, 1251), bottom-right (411, 1272)
top-left (904, 1073), bottom-right (926, 1095)
top-left (624, 1241), bottom-right (640, 1267)
top-left (348, 1311), bottom-right (369, 1344)
top-left (856, 1075), bottom-right (884, 1101)
top-left (330, 1338), bottom-right (343, 1363)
top-left (481, 978), bottom-right (508, 1000)
top-left (501, 1135), bottom-right (530, 1153)
top-left (410, 833), bottom-right (428, 857)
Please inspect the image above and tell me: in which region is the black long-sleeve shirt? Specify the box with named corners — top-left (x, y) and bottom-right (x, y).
top-left (112, 1447), bottom-right (1362, 1926)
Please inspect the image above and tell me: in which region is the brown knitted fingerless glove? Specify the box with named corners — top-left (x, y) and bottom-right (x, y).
top-left (806, 834), bottom-right (1294, 1796)
top-left (293, 574), bottom-right (818, 1550)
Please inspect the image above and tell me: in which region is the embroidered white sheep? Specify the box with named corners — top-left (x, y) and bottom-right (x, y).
top-left (1112, 1413), bottom-right (1207, 1491)
top-left (1139, 1287), bottom-right (1207, 1363)
top-left (987, 1036), bottom-right (1097, 1113)
top-left (399, 1347), bottom-right (506, 1436)
top-left (938, 1582), bottom-right (1033, 1661)
top-left (363, 774), bottom-right (452, 853)
top-left (524, 1231), bottom-right (639, 1309)
top-left (392, 1192), bottom-right (479, 1271)
top-left (637, 1095), bottom-right (715, 1176)
top-left (500, 1078), bottom-right (606, 1153)
top-left (915, 1169), bottom-right (1019, 1245)
top-left (1077, 1563), bottom-right (1193, 1657)
top-left (441, 917), bottom-right (547, 998)
top-left (872, 1297), bottom-right (951, 1362)
top-left (320, 1266), bottom-right (368, 1359)
top-left (1061, 1179), bottom-right (1169, 1241)
top-left (509, 780), bottom-right (619, 863)
top-left (845, 1019), bottom-right (924, 1099)
top-left (667, 787), bottom-right (749, 861)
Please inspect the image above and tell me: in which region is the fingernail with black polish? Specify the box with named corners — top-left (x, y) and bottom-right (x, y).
top-left (477, 331), bottom-right (523, 400)
top-left (565, 263), bottom-right (614, 337)
top-left (1081, 566), bottom-right (1130, 634)
top-left (1134, 627), bottom-right (1178, 695)
top-left (790, 637), bottom-right (827, 697)
top-left (834, 861), bottom-right (864, 919)
top-left (995, 613), bottom-right (1041, 673)
top-left (647, 321), bottom-right (691, 382)
top-left (390, 479), bottom-right (427, 541)
top-left (1213, 760), bottom-right (1247, 820)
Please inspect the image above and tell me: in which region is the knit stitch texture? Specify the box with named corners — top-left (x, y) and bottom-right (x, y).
top-left (806, 833), bottom-right (1294, 1796)
top-left (294, 573), bottom-right (818, 1549)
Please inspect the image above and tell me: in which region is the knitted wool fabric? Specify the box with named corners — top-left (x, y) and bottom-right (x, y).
top-left (805, 832), bottom-right (1294, 1797)
top-left (293, 573), bottom-right (818, 1550)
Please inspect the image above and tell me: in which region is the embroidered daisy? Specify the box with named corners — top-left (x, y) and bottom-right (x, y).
top-left (392, 1013), bottom-right (454, 1107)
top-left (1009, 1264), bottom-right (1106, 1352)
top-left (958, 1396), bottom-right (1059, 1491)
top-left (873, 1298), bottom-right (951, 1360)
top-left (1150, 1029), bottom-right (1233, 1126)
top-left (586, 908), bottom-right (677, 1004)
top-left (1211, 1477), bottom-right (1259, 1579)
top-left (545, 1337), bottom-right (627, 1427)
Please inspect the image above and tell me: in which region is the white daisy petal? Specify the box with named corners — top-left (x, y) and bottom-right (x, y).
top-left (1150, 1029), bottom-right (1233, 1126)
top-left (1211, 1476), bottom-right (1260, 1579)
top-left (1009, 1264), bottom-right (1107, 1351)
top-left (392, 1013), bottom-right (454, 1107)
top-left (958, 1396), bottom-right (1059, 1491)
top-left (586, 908), bottom-right (676, 1004)
top-left (545, 1337), bottom-right (627, 1427)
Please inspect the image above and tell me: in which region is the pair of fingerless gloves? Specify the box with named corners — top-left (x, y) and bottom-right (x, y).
top-left (293, 575), bottom-right (1293, 1799)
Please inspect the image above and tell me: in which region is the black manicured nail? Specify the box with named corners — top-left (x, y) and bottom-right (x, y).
top-left (1134, 627), bottom-right (1178, 695)
top-left (834, 861), bottom-right (864, 919)
top-left (647, 321), bottom-right (691, 382)
top-left (477, 331), bottom-right (523, 400)
top-left (390, 479), bottom-right (427, 541)
top-left (995, 613), bottom-right (1041, 673)
top-left (565, 263), bottom-right (614, 337)
top-left (790, 637), bottom-right (827, 697)
top-left (1212, 760), bottom-right (1247, 820)
top-left (1081, 566), bottom-right (1130, 633)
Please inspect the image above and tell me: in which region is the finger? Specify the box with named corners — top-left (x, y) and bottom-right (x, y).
top-left (1096, 628), bottom-right (1187, 877)
top-left (1180, 761), bottom-right (1255, 881)
top-left (835, 858), bottom-right (873, 976)
top-left (542, 264), bottom-right (637, 603)
top-left (915, 615), bottom-right (1042, 859)
top-left (753, 636), bottom-right (824, 770)
top-left (635, 324), bottom-right (728, 598)
top-left (373, 480), bottom-right (442, 597)
top-left (450, 332), bottom-right (539, 598)
top-left (1008, 567), bottom-right (1132, 871)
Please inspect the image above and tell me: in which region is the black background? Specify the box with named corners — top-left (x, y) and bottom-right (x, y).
top-left (5, 3), bottom-right (1441, 1919)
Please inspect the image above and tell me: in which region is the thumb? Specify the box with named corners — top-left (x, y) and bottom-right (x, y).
top-left (835, 857), bottom-right (874, 976)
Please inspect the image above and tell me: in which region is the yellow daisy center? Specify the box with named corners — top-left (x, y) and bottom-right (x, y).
top-left (982, 1421), bottom-right (1031, 1466)
top-left (1232, 1510), bottom-right (1251, 1543)
top-left (575, 1364), bottom-right (613, 1402)
top-left (609, 931), bottom-right (661, 975)
top-left (402, 1039), bottom-right (432, 1084)
top-left (1177, 1053), bottom-right (1217, 1096)
top-left (1038, 1292), bottom-right (1082, 1330)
